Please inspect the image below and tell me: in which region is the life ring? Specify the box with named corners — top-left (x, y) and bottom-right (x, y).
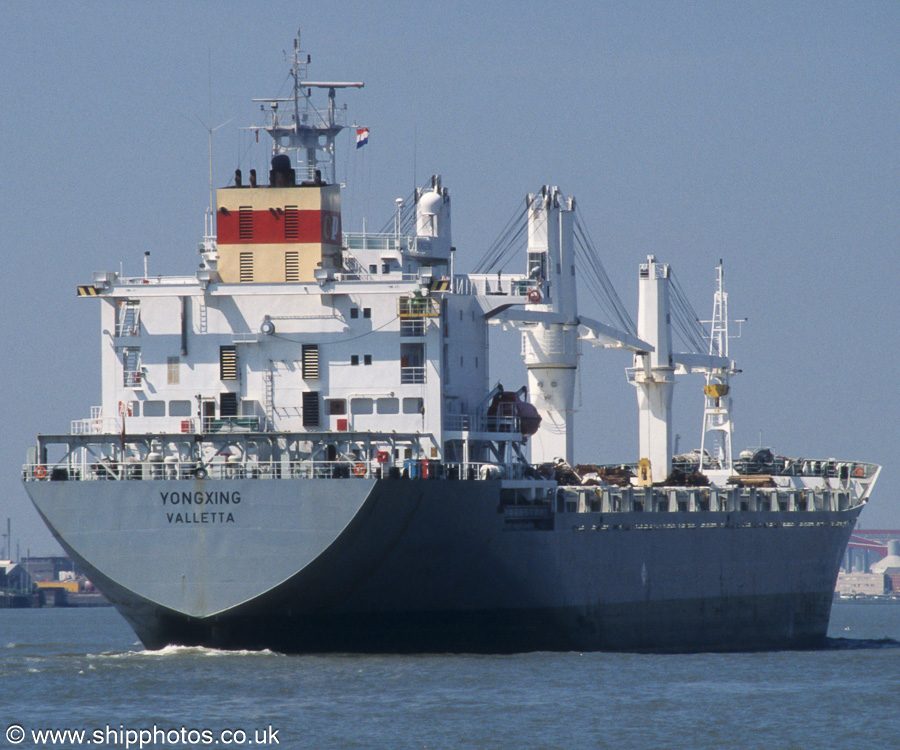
top-left (853, 465), bottom-right (865, 478)
top-left (527, 288), bottom-right (542, 303)
top-left (34, 465), bottom-right (47, 480)
top-left (353, 463), bottom-right (367, 476)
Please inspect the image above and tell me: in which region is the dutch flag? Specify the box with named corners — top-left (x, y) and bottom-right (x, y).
top-left (356, 127), bottom-right (369, 149)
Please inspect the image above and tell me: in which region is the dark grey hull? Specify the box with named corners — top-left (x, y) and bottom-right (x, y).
top-left (127, 593), bottom-right (835, 654)
top-left (25, 478), bottom-right (858, 653)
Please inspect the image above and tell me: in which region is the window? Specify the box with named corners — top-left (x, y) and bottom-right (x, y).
top-left (369, 264), bottom-right (377, 275)
top-left (168, 400), bottom-right (192, 417)
top-left (220, 392), bottom-right (238, 417)
top-left (327, 399), bottom-right (347, 416)
top-left (350, 307), bottom-right (359, 319)
top-left (123, 347), bottom-right (141, 387)
top-left (382, 263), bottom-right (390, 274)
top-left (363, 308), bottom-right (371, 319)
top-left (400, 342), bottom-right (425, 383)
top-left (376, 398), bottom-right (399, 414)
top-left (401, 319), bottom-right (425, 337)
top-left (351, 355), bottom-right (359, 366)
top-left (238, 206), bottom-right (253, 240)
top-left (285, 251), bottom-right (299, 282)
top-left (143, 400), bottom-right (165, 417)
top-left (239, 252), bottom-right (253, 283)
top-left (167, 356), bottom-right (180, 385)
top-left (527, 251), bottom-right (547, 281)
top-left (302, 344), bottom-right (319, 379)
top-left (364, 354), bottom-right (372, 366)
top-left (302, 391), bottom-right (320, 427)
top-left (220, 346), bottom-right (238, 380)
top-left (351, 397), bottom-right (374, 415)
top-left (402, 397), bottom-right (424, 414)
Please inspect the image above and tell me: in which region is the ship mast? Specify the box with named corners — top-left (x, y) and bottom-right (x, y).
top-left (252, 30), bottom-right (363, 184)
top-left (699, 262), bottom-right (737, 473)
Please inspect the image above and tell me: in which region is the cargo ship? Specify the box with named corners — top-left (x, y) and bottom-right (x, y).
top-left (22, 34), bottom-right (880, 653)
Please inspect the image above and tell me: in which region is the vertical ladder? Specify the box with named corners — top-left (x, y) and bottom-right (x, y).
top-left (263, 363), bottom-right (274, 429)
top-left (198, 297), bottom-right (208, 334)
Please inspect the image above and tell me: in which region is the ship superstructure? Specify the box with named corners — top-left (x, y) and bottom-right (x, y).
top-left (22, 34), bottom-right (881, 653)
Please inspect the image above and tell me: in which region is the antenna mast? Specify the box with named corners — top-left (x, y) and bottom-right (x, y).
top-left (252, 29), bottom-right (363, 184)
top-left (195, 53), bottom-right (232, 262)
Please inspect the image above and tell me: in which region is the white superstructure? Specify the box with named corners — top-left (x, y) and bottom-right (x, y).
top-left (62, 30), bottom-right (839, 491)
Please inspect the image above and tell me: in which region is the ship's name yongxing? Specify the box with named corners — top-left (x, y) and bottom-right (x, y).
top-left (160, 491), bottom-right (242, 505)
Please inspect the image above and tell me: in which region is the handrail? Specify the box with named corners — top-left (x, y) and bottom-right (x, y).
top-left (443, 414), bottom-right (521, 433)
top-left (21, 459), bottom-right (867, 514)
top-left (22, 459), bottom-right (530, 483)
top-left (400, 366), bottom-right (426, 384)
top-left (343, 232), bottom-right (417, 253)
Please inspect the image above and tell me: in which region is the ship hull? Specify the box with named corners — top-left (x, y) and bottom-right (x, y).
top-left (24, 477), bottom-right (857, 653)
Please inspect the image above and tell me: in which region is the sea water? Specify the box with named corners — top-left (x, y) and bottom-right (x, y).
top-left (2, 603), bottom-right (899, 749)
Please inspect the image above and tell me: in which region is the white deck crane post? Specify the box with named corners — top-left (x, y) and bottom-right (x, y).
top-left (632, 256), bottom-right (675, 484)
top-left (484, 189), bottom-right (653, 467)
top-left (522, 186), bottom-right (579, 465)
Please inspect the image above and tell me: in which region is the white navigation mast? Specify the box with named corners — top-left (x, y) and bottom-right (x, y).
top-left (699, 262), bottom-right (739, 472)
top-left (253, 30), bottom-right (363, 184)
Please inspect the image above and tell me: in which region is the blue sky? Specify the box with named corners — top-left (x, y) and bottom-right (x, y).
top-left (1, 1), bottom-right (897, 554)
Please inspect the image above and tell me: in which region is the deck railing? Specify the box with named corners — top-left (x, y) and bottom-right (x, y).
top-left (22, 457), bottom-right (867, 516)
top-left (22, 459), bottom-right (530, 483)
top-left (443, 414), bottom-right (521, 434)
top-left (400, 366), bottom-right (426, 384)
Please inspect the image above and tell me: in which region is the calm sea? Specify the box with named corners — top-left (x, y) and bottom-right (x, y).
top-left (2, 603), bottom-right (899, 749)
